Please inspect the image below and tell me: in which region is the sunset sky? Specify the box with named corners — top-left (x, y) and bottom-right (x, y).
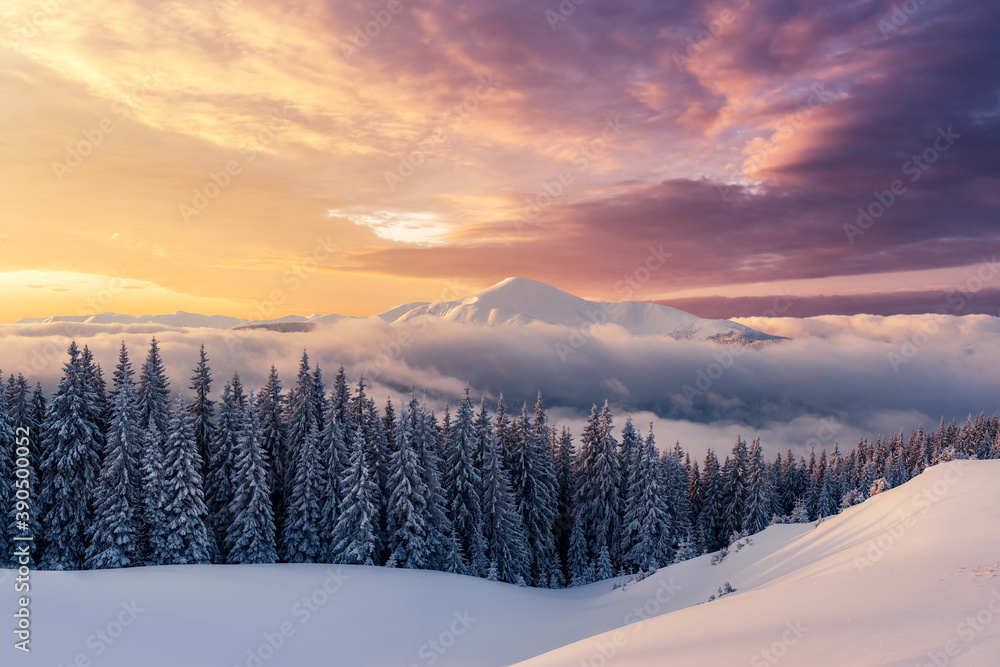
top-left (1, 0), bottom-right (997, 322)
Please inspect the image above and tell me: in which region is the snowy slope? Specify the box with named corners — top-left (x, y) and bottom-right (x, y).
top-left (378, 277), bottom-right (787, 343)
top-left (6, 461), bottom-right (998, 666)
top-left (10, 278), bottom-right (785, 343)
top-left (518, 459), bottom-right (1000, 667)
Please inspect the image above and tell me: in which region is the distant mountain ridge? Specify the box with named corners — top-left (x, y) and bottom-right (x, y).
top-left (14, 277), bottom-right (787, 344)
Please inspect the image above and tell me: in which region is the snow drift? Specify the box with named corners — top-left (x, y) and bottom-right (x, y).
top-left (5, 460), bottom-right (999, 666)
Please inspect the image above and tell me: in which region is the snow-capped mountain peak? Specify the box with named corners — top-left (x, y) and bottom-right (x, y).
top-left (10, 277), bottom-right (786, 344)
top-left (377, 277), bottom-right (787, 344)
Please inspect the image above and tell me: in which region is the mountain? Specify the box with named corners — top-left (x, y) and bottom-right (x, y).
top-left (12, 278), bottom-right (786, 343)
top-left (13, 461), bottom-right (997, 666)
top-left (376, 277), bottom-right (787, 344)
top-left (16, 311), bottom-right (250, 329)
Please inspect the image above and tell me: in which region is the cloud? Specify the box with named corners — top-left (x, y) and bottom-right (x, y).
top-left (2, 312), bottom-right (998, 458)
top-left (1, 0), bottom-right (997, 321)
top-left (658, 288), bottom-right (1000, 319)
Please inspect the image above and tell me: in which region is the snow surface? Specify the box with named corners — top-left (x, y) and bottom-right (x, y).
top-left (11, 278), bottom-right (785, 343)
top-left (5, 461), bottom-right (998, 666)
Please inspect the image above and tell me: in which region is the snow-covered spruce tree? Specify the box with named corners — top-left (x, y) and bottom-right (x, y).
top-left (817, 449), bottom-right (840, 517)
top-left (415, 406), bottom-right (451, 571)
top-left (663, 440), bottom-right (692, 553)
top-left (494, 394), bottom-right (516, 474)
top-left (39, 342), bottom-right (103, 570)
top-left (280, 422), bottom-right (324, 563)
top-left (0, 388), bottom-right (20, 565)
top-left (137, 337), bottom-right (171, 433)
top-left (3, 375), bottom-right (42, 566)
top-left (85, 341), bottom-right (143, 570)
top-left (80, 346), bottom-right (108, 453)
top-left (510, 401), bottom-right (559, 586)
top-left (696, 448), bottom-right (723, 552)
top-left (552, 426), bottom-right (576, 570)
top-left (204, 376), bottom-right (242, 561)
top-left (623, 427), bottom-right (671, 572)
top-left (256, 365), bottom-right (287, 529)
top-left (186, 345), bottom-right (216, 480)
top-left (311, 365), bottom-right (329, 430)
top-left (379, 397), bottom-right (398, 518)
top-left (331, 417), bottom-right (381, 566)
top-left (318, 405), bottom-right (352, 562)
top-left (595, 544), bottom-right (615, 581)
top-left (742, 437), bottom-right (772, 535)
top-left (346, 378), bottom-right (385, 553)
top-left (477, 399), bottom-right (528, 584)
top-left (720, 436), bottom-right (748, 538)
top-left (282, 351), bottom-right (319, 505)
top-left (618, 417), bottom-right (640, 511)
top-left (6, 374), bottom-right (41, 463)
top-left (385, 399), bottom-right (431, 569)
top-left (30, 381), bottom-right (47, 482)
top-left (136, 336), bottom-right (172, 564)
top-left (226, 397), bottom-right (277, 564)
top-left (574, 402), bottom-right (622, 574)
top-left (368, 400), bottom-right (393, 560)
top-left (789, 496), bottom-right (809, 523)
top-left (567, 511), bottom-right (592, 586)
top-left (445, 388), bottom-right (488, 577)
top-left (152, 397), bottom-right (212, 565)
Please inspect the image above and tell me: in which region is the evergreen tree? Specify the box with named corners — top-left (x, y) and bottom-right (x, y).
top-left (595, 544), bottom-right (615, 581)
top-left (477, 399), bottom-right (527, 583)
top-left (817, 449), bottom-right (839, 517)
top-left (256, 366), bottom-right (287, 528)
top-left (510, 402), bottom-right (558, 586)
top-left (574, 402), bottom-right (622, 571)
top-left (80, 346), bottom-right (108, 453)
top-left (5, 374), bottom-right (41, 462)
top-left (136, 337), bottom-right (171, 563)
top-left (283, 351), bottom-right (319, 504)
top-left (0, 388), bottom-right (22, 566)
top-left (187, 345), bottom-right (216, 479)
top-left (385, 399), bottom-right (430, 569)
top-left (85, 342), bottom-right (142, 569)
top-left (790, 496), bottom-right (810, 523)
top-left (39, 342), bottom-right (103, 570)
top-left (742, 437), bottom-right (772, 534)
top-left (721, 436), bottom-right (749, 539)
top-left (619, 417), bottom-right (640, 508)
top-left (663, 441), bottom-right (692, 551)
top-left (280, 422), bottom-right (324, 563)
top-left (623, 428), bottom-right (671, 572)
top-left (331, 417), bottom-right (381, 566)
top-left (445, 388), bottom-right (487, 576)
top-left (226, 398), bottom-right (277, 564)
top-left (567, 511), bottom-right (593, 586)
top-left (205, 377), bottom-right (242, 561)
top-left (415, 407), bottom-right (451, 571)
top-left (552, 426), bottom-right (576, 570)
top-left (696, 448), bottom-right (723, 552)
top-left (153, 398), bottom-right (212, 565)
top-left (3, 374), bottom-right (41, 565)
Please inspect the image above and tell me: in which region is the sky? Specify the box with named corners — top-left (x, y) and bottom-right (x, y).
top-left (1, 0), bottom-right (997, 322)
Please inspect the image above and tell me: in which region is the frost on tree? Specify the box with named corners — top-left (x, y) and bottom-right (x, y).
top-left (574, 402), bottom-right (622, 576)
top-left (445, 388), bottom-right (488, 577)
top-left (39, 342), bottom-right (102, 570)
top-left (153, 397), bottom-right (212, 566)
top-left (86, 342), bottom-right (142, 570)
top-left (477, 399), bottom-right (528, 584)
top-left (226, 398), bottom-right (277, 565)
